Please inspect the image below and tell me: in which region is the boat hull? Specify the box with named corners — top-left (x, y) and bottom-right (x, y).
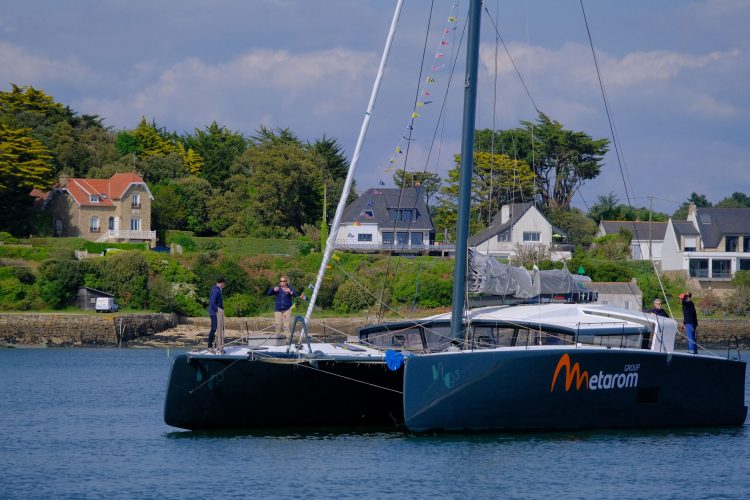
top-left (403, 348), bottom-right (747, 432)
top-left (164, 353), bottom-right (404, 430)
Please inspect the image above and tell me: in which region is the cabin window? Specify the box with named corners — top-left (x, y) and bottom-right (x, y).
top-left (422, 324), bottom-right (452, 352)
top-left (130, 218), bottom-right (140, 231)
top-left (523, 232), bottom-right (540, 242)
top-left (725, 236), bottom-right (738, 252)
top-left (132, 193), bottom-right (141, 209)
top-left (358, 233), bottom-right (373, 242)
top-left (363, 326), bottom-right (423, 351)
top-left (90, 216), bottom-right (100, 232)
top-left (90, 194), bottom-right (100, 203)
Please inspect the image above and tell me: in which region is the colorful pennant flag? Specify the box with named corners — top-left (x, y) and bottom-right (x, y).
top-left (440, 40), bottom-right (449, 46)
top-left (379, 180), bottom-right (385, 185)
top-left (411, 112), bottom-right (420, 118)
top-left (448, 16), bottom-right (457, 22)
top-left (435, 52), bottom-right (445, 58)
top-left (426, 76), bottom-right (436, 83)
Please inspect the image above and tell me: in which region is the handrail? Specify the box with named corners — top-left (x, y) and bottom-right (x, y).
top-left (727, 335), bottom-right (742, 361)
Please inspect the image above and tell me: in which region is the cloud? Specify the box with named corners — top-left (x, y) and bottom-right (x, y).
top-left (0, 41), bottom-right (94, 87)
top-left (79, 47), bottom-right (378, 133)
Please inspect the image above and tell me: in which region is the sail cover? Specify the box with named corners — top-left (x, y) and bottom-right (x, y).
top-left (467, 250), bottom-right (536, 298)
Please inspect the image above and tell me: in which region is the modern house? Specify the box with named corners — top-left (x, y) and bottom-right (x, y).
top-left (468, 203), bottom-right (572, 262)
top-left (45, 172), bottom-right (156, 246)
top-left (335, 188), bottom-right (435, 252)
top-left (597, 220), bottom-right (668, 261)
top-left (662, 203), bottom-right (750, 280)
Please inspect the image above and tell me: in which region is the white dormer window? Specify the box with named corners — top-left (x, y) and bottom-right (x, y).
top-left (90, 194), bottom-right (100, 203)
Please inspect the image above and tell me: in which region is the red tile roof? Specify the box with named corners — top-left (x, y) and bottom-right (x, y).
top-left (64, 172), bottom-right (149, 207)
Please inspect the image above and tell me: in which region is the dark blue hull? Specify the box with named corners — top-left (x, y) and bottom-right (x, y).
top-left (403, 348), bottom-right (747, 432)
top-left (164, 354), bottom-right (404, 430)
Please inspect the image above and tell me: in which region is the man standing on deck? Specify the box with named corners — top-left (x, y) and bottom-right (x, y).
top-left (680, 292), bottom-right (698, 354)
top-left (266, 276), bottom-right (305, 335)
top-left (207, 277), bottom-right (225, 349)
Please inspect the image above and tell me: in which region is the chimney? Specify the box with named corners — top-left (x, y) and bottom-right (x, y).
top-left (58, 173), bottom-right (70, 187)
top-left (687, 202), bottom-right (697, 221)
top-left (500, 205), bottom-right (510, 224)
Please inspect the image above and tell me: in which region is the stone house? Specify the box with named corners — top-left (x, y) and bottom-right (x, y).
top-left (45, 172), bottom-right (156, 246)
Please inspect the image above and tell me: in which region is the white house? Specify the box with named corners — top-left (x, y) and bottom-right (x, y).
top-left (661, 203), bottom-right (750, 280)
top-left (597, 220), bottom-right (667, 261)
top-left (335, 188), bottom-right (434, 252)
top-left (468, 203), bottom-right (571, 262)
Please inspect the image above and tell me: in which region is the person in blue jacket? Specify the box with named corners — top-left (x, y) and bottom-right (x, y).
top-left (207, 277), bottom-right (225, 349)
top-left (266, 276), bottom-right (305, 334)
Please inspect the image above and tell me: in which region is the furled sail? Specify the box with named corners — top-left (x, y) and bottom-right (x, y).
top-left (467, 250), bottom-right (536, 298)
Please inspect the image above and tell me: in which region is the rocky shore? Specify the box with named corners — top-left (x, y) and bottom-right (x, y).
top-left (1, 312), bottom-right (749, 350)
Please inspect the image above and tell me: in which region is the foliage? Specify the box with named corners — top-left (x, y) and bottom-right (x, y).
top-left (333, 279), bottom-right (375, 313)
top-left (224, 293), bottom-right (266, 317)
top-left (546, 207), bottom-right (598, 248)
top-left (591, 231), bottom-right (631, 260)
top-left (588, 192), bottom-right (669, 223)
top-left (0, 266), bottom-right (40, 310)
top-left (698, 289), bottom-right (720, 316)
top-left (38, 260), bottom-right (84, 309)
top-left (673, 192), bottom-right (711, 219)
top-left (393, 169), bottom-right (442, 207)
top-left (720, 287), bottom-right (750, 317)
top-left (715, 192), bottom-right (750, 208)
top-left (100, 251), bottom-right (149, 308)
top-left (186, 121), bottom-right (247, 186)
top-left (731, 270), bottom-right (750, 288)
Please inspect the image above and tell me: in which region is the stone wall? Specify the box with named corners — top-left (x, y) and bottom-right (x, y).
top-left (0, 313), bottom-right (177, 346)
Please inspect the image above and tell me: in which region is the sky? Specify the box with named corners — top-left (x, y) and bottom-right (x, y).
top-left (1, 0), bottom-right (748, 215)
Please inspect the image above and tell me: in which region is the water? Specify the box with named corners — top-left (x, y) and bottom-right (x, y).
top-left (2, 348), bottom-right (749, 499)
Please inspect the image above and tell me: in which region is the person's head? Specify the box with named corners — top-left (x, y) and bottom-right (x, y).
top-left (653, 298), bottom-right (663, 309)
top-left (679, 292), bottom-right (691, 302)
top-left (216, 277), bottom-right (225, 288)
top-left (279, 276), bottom-right (288, 286)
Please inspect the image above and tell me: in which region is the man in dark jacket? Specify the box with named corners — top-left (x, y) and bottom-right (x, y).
top-left (680, 292), bottom-right (698, 354)
top-left (207, 277), bottom-right (225, 349)
top-left (266, 276), bottom-right (305, 334)
top-left (645, 298), bottom-right (669, 317)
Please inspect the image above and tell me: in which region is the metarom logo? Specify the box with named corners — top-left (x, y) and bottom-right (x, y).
top-left (550, 353), bottom-right (639, 392)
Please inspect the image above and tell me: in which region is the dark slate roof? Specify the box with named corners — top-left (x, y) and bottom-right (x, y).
top-left (341, 188), bottom-right (434, 231)
top-left (600, 220), bottom-right (667, 241)
top-left (695, 207), bottom-right (750, 248)
top-left (468, 203), bottom-right (536, 246)
top-left (672, 220), bottom-right (699, 240)
top-left (586, 281), bottom-right (641, 295)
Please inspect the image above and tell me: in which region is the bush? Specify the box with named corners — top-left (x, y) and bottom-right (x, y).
top-left (333, 279), bottom-right (375, 313)
top-left (732, 270), bottom-right (750, 288)
top-left (0, 232), bottom-right (18, 244)
top-left (224, 293), bottom-right (267, 317)
top-left (100, 251), bottom-right (149, 308)
top-left (698, 290), bottom-right (720, 316)
top-left (721, 287), bottom-right (750, 316)
top-left (38, 260), bottom-right (84, 309)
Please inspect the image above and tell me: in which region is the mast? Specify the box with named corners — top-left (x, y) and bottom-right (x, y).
top-left (450, 0), bottom-right (482, 341)
top-left (305, 0), bottom-right (405, 322)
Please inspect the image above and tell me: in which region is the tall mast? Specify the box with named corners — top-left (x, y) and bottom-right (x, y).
top-left (305, 0), bottom-right (405, 322)
top-left (450, 0), bottom-right (482, 341)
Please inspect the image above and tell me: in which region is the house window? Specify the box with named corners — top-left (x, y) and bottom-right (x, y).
top-left (90, 216), bottom-right (100, 232)
top-left (132, 193), bottom-right (141, 209)
top-left (411, 232), bottom-right (423, 246)
top-left (744, 236), bottom-right (750, 253)
top-left (632, 243), bottom-right (643, 260)
top-left (130, 218), bottom-right (140, 231)
top-left (496, 230), bottom-right (510, 242)
top-left (739, 259), bottom-right (750, 271)
top-left (684, 236), bottom-right (697, 252)
top-left (358, 234), bottom-right (373, 242)
top-left (397, 232), bottom-right (409, 246)
top-left (362, 210), bottom-right (374, 217)
top-left (523, 232), bottom-right (541, 242)
top-left (712, 259), bottom-right (731, 279)
top-left (382, 232), bottom-right (394, 245)
top-left (689, 259), bottom-right (708, 278)
top-left (726, 236), bottom-right (738, 252)
top-left (390, 209), bottom-right (414, 222)
top-left (90, 194), bottom-right (100, 203)
top-left (108, 217), bottom-right (115, 231)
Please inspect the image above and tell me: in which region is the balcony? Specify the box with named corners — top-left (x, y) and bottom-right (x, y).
top-left (98, 229), bottom-right (156, 242)
top-left (131, 204), bottom-right (141, 209)
top-left (334, 242), bottom-right (455, 254)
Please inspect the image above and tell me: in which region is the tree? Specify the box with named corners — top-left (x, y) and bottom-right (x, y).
top-left (588, 192), bottom-right (669, 223)
top-left (716, 192), bottom-right (750, 208)
top-left (243, 140), bottom-right (324, 231)
top-left (0, 124), bottom-right (54, 192)
top-left (392, 169), bottom-right (442, 208)
top-left (132, 117), bottom-right (176, 157)
top-left (174, 176), bottom-right (213, 234)
top-left (589, 192), bottom-right (619, 223)
top-left (673, 192), bottom-right (712, 219)
top-left (185, 121), bottom-right (247, 186)
top-left (100, 251), bottom-right (149, 308)
top-left (547, 207), bottom-right (598, 248)
top-left (177, 142), bottom-right (204, 176)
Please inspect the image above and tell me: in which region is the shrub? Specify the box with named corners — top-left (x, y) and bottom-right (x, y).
top-left (38, 260), bottom-right (84, 309)
top-left (224, 293), bottom-right (267, 317)
top-left (698, 290), bottom-right (720, 316)
top-left (732, 270), bottom-right (750, 288)
top-left (333, 279), bottom-right (375, 313)
top-left (100, 251), bottom-right (149, 308)
top-left (0, 232), bottom-right (18, 244)
top-left (720, 287), bottom-right (750, 316)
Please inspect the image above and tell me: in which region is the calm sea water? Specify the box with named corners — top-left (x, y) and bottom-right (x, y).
top-left (1, 348), bottom-right (749, 499)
